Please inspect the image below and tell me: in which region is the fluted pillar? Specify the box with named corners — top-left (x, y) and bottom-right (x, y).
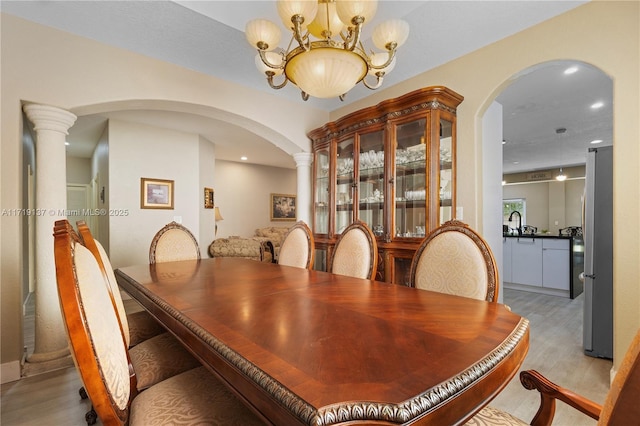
top-left (293, 152), bottom-right (313, 226)
top-left (23, 104), bottom-right (77, 370)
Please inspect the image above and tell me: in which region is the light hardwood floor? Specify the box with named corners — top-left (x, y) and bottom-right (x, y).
top-left (1, 288), bottom-right (612, 425)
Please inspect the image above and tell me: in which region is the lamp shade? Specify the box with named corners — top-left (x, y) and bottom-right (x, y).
top-left (214, 207), bottom-right (224, 221)
top-left (368, 52), bottom-right (395, 75)
top-left (277, 0), bottom-right (318, 30)
top-left (372, 19), bottom-right (410, 50)
top-left (336, 0), bottom-right (378, 25)
top-left (245, 19), bottom-right (281, 50)
top-left (308, 1), bottom-right (345, 40)
top-left (286, 47), bottom-right (367, 98)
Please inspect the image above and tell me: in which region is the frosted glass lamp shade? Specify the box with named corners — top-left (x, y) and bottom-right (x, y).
top-left (336, 0), bottom-right (378, 25)
top-left (277, 0), bottom-right (318, 30)
top-left (308, 1), bottom-right (345, 39)
top-left (286, 48), bottom-right (367, 98)
top-left (245, 19), bottom-right (281, 50)
top-left (372, 19), bottom-right (410, 50)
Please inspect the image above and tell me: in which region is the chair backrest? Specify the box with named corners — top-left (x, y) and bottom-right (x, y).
top-left (76, 221), bottom-right (132, 347)
top-left (54, 220), bottom-right (135, 425)
top-left (329, 220), bottom-right (378, 280)
top-left (598, 328), bottom-right (640, 425)
top-left (149, 221), bottom-right (200, 264)
top-left (409, 219), bottom-right (499, 302)
top-left (278, 220), bottom-right (315, 270)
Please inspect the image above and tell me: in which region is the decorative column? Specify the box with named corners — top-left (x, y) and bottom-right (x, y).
top-left (293, 152), bottom-right (313, 226)
top-left (23, 104), bottom-right (77, 373)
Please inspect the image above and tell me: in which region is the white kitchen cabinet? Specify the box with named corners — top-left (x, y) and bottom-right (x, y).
top-left (542, 238), bottom-right (570, 290)
top-left (502, 237), bottom-right (512, 283)
top-left (510, 237), bottom-right (543, 286)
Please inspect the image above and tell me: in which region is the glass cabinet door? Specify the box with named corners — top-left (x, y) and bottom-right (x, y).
top-left (335, 137), bottom-right (355, 234)
top-left (314, 147), bottom-right (330, 234)
top-left (439, 118), bottom-right (454, 224)
top-left (394, 118), bottom-right (427, 238)
top-left (358, 130), bottom-right (385, 237)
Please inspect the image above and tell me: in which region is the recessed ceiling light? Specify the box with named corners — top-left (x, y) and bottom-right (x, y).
top-left (590, 139), bottom-right (603, 144)
top-left (65, 142), bottom-right (70, 146)
top-left (513, 161), bottom-right (519, 165)
top-left (564, 66), bottom-right (579, 75)
top-left (591, 101), bottom-right (604, 109)
top-left (502, 140), bottom-right (507, 145)
top-left (241, 156), bottom-right (248, 161)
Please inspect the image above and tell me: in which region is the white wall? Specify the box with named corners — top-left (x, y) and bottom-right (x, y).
top-left (66, 157), bottom-right (91, 184)
top-left (213, 160), bottom-right (296, 240)
top-left (108, 119), bottom-right (201, 268)
top-left (198, 136), bottom-right (216, 249)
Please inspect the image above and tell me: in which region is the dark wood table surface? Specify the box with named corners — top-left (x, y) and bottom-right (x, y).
top-left (115, 257), bottom-right (529, 425)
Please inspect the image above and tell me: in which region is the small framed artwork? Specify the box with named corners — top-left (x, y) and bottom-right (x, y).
top-left (270, 193), bottom-right (296, 221)
top-left (140, 177), bottom-right (174, 209)
top-left (204, 187), bottom-right (214, 209)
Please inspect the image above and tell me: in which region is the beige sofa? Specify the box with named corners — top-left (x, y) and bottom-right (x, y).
top-left (208, 226), bottom-right (291, 263)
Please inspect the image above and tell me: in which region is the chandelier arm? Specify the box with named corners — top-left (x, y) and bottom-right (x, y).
top-left (257, 50), bottom-right (286, 70)
top-left (266, 71), bottom-right (288, 90)
top-left (291, 15), bottom-right (311, 51)
top-left (343, 17), bottom-right (364, 51)
top-left (362, 74), bottom-right (385, 90)
top-left (369, 50), bottom-right (397, 70)
top-left (301, 91), bottom-right (309, 101)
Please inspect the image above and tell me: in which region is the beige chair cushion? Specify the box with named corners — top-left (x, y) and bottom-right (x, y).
top-left (153, 228), bottom-right (200, 263)
top-left (414, 232), bottom-right (488, 301)
top-left (129, 332), bottom-right (202, 391)
top-left (465, 405), bottom-right (527, 425)
top-left (73, 242), bottom-right (130, 410)
top-left (278, 227), bottom-right (311, 268)
top-left (129, 366), bottom-right (263, 425)
top-left (331, 228), bottom-right (373, 279)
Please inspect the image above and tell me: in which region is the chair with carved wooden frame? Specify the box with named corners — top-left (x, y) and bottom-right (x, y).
top-left (149, 221), bottom-right (200, 264)
top-left (328, 220), bottom-right (378, 280)
top-left (466, 328), bottom-right (640, 425)
top-left (69, 221), bottom-right (201, 423)
top-left (77, 221), bottom-right (165, 347)
top-left (409, 219), bottom-right (499, 302)
top-left (277, 220), bottom-right (315, 270)
top-left (53, 220), bottom-right (264, 426)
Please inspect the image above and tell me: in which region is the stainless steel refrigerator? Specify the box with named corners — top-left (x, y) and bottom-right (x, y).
top-left (583, 145), bottom-right (613, 359)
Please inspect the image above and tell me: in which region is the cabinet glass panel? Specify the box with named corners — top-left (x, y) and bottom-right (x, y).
top-left (439, 118), bottom-right (453, 224)
top-left (395, 118), bottom-right (427, 238)
top-left (358, 130), bottom-right (384, 237)
top-left (336, 137), bottom-right (355, 234)
top-left (314, 148), bottom-right (330, 234)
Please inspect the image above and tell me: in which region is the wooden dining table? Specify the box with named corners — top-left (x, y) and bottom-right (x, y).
top-left (115, 257), bottom-right (529, 426)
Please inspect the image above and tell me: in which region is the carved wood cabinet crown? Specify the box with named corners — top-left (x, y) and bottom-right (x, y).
top-left (309, 86), bottom-right (464, 285)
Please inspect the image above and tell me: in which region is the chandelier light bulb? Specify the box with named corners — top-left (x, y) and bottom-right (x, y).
top-left (307, 1), bottom-right (344, 39)
top-left (372, 19), bottom-right (410, 50)
top-left (277, 0), bottom-right (318, 30)
top-left (245, 19), bottom-right (281, 50)
top-left (335, 0), bottom-right (378, 26)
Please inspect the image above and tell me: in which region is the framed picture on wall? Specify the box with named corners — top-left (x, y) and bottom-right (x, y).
top-left (270, 193), bottom-right (296, 221)
top-left (204, 187), bottom-right (214, 209)
top-left (141, 177), bottom-right (174, 209)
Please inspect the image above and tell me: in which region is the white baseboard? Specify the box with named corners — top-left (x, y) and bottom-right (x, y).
top-left (1, 360), bottom-right (21, 384)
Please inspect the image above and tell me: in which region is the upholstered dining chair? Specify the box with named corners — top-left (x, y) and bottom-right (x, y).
top-left (53, 221), bottom-right (264, 426)
top-left (329, 220), bottom-right (378, 280)
top-left (149, 221), bottom-right (200, 263)
top-left (77, 221), bottom-right (165, 347)
top-left (466, 327), bottom-right (640, 425)
top-left (409, 219), bottom-right (499, 302)
top-left (277, 220), bottom-right (315, 270)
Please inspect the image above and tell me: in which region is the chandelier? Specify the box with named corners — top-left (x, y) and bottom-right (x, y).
top-left (245, 0), bottom-right (410, 101)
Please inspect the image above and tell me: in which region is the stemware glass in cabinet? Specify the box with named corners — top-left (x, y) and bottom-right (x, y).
top-left (394, 118), bottom-right (427, 238)
top-left (335, 138), bottom-right (355, 234)
top-left (439, 119), bottom-right (454, 224)
top-left (358, 130), bottom-right (385, 236)
top-left (314, 148), bottom-right (330, 234)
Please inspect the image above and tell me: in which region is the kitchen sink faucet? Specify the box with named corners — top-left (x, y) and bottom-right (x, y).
top-left (508, 210), bottom-right (522, 236)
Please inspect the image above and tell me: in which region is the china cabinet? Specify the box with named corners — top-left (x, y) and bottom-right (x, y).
top-left (309, 86), bottom-right (463, 284)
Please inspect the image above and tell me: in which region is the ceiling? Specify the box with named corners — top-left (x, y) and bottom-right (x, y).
top-left (3, 0), bottom-right (612, 173)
